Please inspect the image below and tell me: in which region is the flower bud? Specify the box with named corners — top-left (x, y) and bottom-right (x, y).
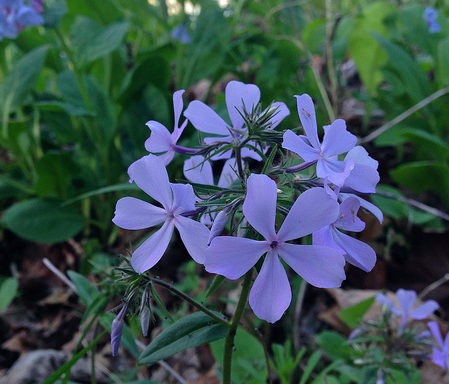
top-left (111, 302), bottom-right (129, 357)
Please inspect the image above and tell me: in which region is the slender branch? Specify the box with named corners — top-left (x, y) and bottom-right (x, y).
top-left (148, 276), bottom-right (230, 327)
top-left (293, 280), bottom-right (308, 353)
top-left (325, 0), bottom-right (338, 110)
top-left (376, 190), bottom-right (449, 222)
top-left (359, 87), bottom-right (449, 144)
top-left (223, 271), bottom-right (253, 384)
top-left (42, 257), bottom-right (76, 291)
top-left (418, 273), bottom-right (449, 300)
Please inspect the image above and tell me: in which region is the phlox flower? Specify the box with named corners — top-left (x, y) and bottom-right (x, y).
top-left (184, 80), bottom-right (289, 160)
top-left (282, 94), bottom-right (357, 186)
top-left (0, 0), bottom-right (43, 40)
top-left (313, 197), bottom-right (376, 272)
top-left (376, 289), bottom-right (439, 330)
top-left (423, 7), bottom-right (441, 34)
top-left (112, 155), bottom-right (209, 273)
top-left (145, 90), bottom-right (195, 165)
top-left (205, 174), bottom-right (346, 323)
top-left (171, 23), bottom-right (191, 44)
top-left (428, 321), bottom-right (449, 369)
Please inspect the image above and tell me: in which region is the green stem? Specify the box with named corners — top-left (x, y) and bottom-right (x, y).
top-left (223, 271), bottom-right (253, 384)
top-left (148, 276), bottom-right (230, 327)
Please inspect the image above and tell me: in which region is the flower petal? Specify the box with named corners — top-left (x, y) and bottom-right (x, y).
top-left (205, 237), bottom-right (268, 280)
top-left (332, 229), bottom-right (376, 272)
top-left (321, 119), bottom-right (357, 156)
top-left (184, 100), bottom-right (229, 135)
top-left (175, 215), bottom-right (210, 264)
top-left (173, 89), bottom-right (185, 129)
top-left (144, 121), bottom-right (172, 153)
top-left (317, 158), bottom-right (354, 187)
top-left (344, 163), bottom-right (380, 194)
top-left (171, 183), bottom-right (197, 215)
top-left (128, 155), bottom-right (173, 209)
top-left (341, 193), bottom-right (383, 224)
top-left (428, 321), bottom-right (444, 348)
top-left (278, 243), bottom-right (346, 288)
top-left (243, 174), bottom-right (277, 241)
top-left (249, 252), bottom-right (291, 323)
top-left (131, 221), bottom-right (174, 273)
top-left (396, 289), bottom-right (417, 314)
top-left (226, 81), bottom-right (260, 129)
top-left (282, 130), bottom-right (319, 162)
top-left (295, 94), bottom-right (320, 148)
top-left (345, 146), bottom-right (378, 169)
top-left (113, 197), bottom-right (166, 230)
top-left (336, 197), bottom-right (365, 232)
top-left (410, 300), bottom-right (439, 320)
top-left (217, 158), bottom-right (239, 188)
top-left (278, 187), bottom-right (339, 242)
top-left (265, 102), bottom-right (290, 130)
top-left (183, 155), bottom-right (214, 185)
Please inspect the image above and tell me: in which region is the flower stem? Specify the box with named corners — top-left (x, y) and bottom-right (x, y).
top-left (222, 271), bottom-right (253, 384)
top-left (148, 276), bottom-right (230, 327)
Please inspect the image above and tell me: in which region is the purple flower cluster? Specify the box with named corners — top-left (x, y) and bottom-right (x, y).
top-left (423, 6), bottom-right (441, 34)
top-left (376, 289), bottom-right (439, 332)
top-left (113, 80), bottom-right (382, 323)
top-left (0, 0), bottom-right (43, 40)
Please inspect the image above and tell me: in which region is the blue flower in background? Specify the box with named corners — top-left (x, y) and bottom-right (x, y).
top-left (423, 6), bottom-right (441, 33)
top-left (0, 0), bottom-right (44, 40)
top-left (171, 23), bottom-right (191, 44)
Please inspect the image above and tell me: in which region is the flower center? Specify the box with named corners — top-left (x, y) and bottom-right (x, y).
top-left (270, 240), bottom-right (278, 249)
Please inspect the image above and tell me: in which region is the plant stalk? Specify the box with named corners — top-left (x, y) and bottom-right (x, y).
top-left (222, 271), bottom-right (253, 384)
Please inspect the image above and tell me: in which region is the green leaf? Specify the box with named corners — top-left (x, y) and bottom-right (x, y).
top-left (348, 3), bottom-right (394, 95)
top-left (437, 37), bottom-right (449, 86)
top-left (0, 46), bottom-right (48, 114)
top-left (0, 277), bottom-right (19, 311)
top-left (211, 327), bottom-right (267, 383)
top-left (299, 351), bottom-right (321, 384)
top-left (376, 36), bottom-right (430, 102)
top-left (34, 153), bottom-right (78, 198)
top-left (339, 296), bottom-right (375, 329)
top-left (316, 331), bottom-right (352, 361)
top-left (390, 161), bottom-right (449, 206)
top-left (70, 17), bottom-right (129, 66)
top-left (67, 270), bottom-right (99, 305)
top-left (139, 312), bottom-right (228, 365)
top-left (1, 199), bottom-right (85, 243)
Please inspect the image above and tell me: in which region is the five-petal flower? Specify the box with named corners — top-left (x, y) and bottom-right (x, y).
top-left (205, 173), bottom-right (346, 323)
top-left (282, 94), bottom-right (357, 186)
top-left (376, 289), bottom-right (439, 330)
top-left (113, 155), bottom-right (210, 273)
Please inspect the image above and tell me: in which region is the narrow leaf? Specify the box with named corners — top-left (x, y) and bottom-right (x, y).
top-left (138, 312), bottom-right (227, 365)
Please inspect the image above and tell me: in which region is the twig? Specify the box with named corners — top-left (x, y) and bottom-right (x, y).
top-left (419, 273), bottom-right (449, 300)
top-left (359, 87), bottom-right (449, 144)
top-left (42, 257), bottom-right (76, 291)
top-left (293, 280), bottom-right (308, 353)
top-left (376, 190), bottom-right (449, 222)
top-left (135, 340), bottom-right (188, 384)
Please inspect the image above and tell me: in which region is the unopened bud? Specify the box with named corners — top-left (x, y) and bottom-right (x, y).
top-left (208, 209), bottom-right (230, 245)
top-left (111, 302), bottom-right (129, 357)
